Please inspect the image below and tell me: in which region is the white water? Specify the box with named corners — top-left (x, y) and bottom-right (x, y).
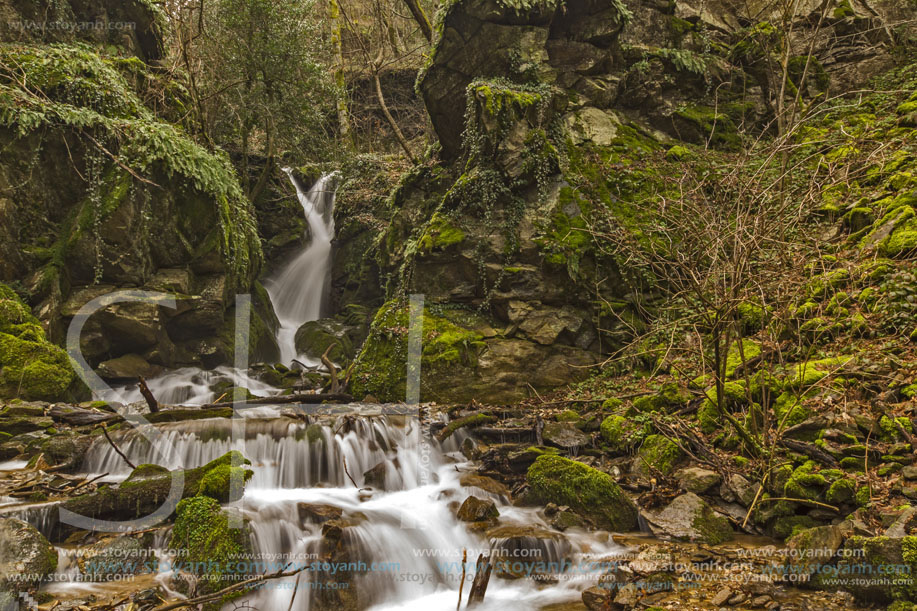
top-left (265, 171), bottom-right (337, 366)
top-left (72, 414), bottom-right (626, 610)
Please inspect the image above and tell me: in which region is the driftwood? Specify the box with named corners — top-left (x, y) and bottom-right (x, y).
top-left (138, 376), bottom-right (160, 413)
top-left (321, 345), bottom-right (340, 394)
top-left (49, 404), bottom-right (121, 427)
top-left (204, 393), bottom-right (353, 409)
top-left (467, 553), bottom-right (492, 607)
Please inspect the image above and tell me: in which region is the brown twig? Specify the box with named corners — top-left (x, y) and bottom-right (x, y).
top-left (457, 548), bottom-right (467, 611)
top-left (153, 562), bottom-right (307, 611)
top-left (96, 425), bottom-right (136, 470)
top-left (138, 376), bottom-right (160, 413)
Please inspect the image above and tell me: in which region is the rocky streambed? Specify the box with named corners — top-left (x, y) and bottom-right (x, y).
top-left (0, 397), bottom-right (901, 611)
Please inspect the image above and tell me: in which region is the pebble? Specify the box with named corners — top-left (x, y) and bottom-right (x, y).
top-left (711, 587), bottom-right (733, 606)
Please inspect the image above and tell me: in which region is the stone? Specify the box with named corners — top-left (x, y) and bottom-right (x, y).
top-left (0, 518), bottom-right (57, 590)
top-left (631, 434), bottom-right (684, 479)
top-left (297, 503), bottom-right (343, 525)
top-left (645, 493), bottom-right (733, 544)
top-left (542, 422), bottom-right (590, 450)
top-left (582, 585), bottom-right (612, 610)
top-left (563, 107), bottom-right (620, 146)
top-left (77, 536), bottom-right (147, 578)
top-left (459, 473), bottom-right (511, 500)
top-left (902, 464), bottom-right (917, 480)
top-left (711, 587), bottom-right (732, 606)
top-left (486, 525), bottom-right (570, 579)
top-left (294, 318), bottom-right (355, 364)
top-left (886, 507), bottom-right (917, 538)
top-left (675, 467), bottom-right (722, 494)
top-left (720, 473), bottom-right (760, 507)
top-left (97, 353), bottom-right (160, 380)
top-left (363, 462), bottom-right (388, 490)
top-left (456, 495), bottom-right (499, 522)
top-left (527, 454), bottom-right (638, 531)
top-left (784, 523), bottom-right (850, 578)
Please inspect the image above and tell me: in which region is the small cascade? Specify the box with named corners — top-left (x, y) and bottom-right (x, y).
top-left (70, 415), bottom-right (625, 610)
top-left (265, 171), bottom-right (338, 365)
top-left (98, 366), bottom-right (280, 406)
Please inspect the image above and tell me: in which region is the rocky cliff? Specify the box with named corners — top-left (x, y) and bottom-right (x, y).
top-left (348, 0), bottom-right (914, 403)
top-left (0, 0), bottom-right (278, 394)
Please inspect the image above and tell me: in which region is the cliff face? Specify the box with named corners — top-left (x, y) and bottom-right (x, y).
top-left (349, 0), bottom-right (915, 403)
top-left (0, 2), bottom-right (278, 388)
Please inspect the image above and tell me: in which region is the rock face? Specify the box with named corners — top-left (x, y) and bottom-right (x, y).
top-left (0, 518), bottom-right (58, 591)
top-left (457, 495), bottom-right (500, 522)
top-left (0, 16), bottom-right (279, 386)
top-left (348, 0), bottom-right (913, 403)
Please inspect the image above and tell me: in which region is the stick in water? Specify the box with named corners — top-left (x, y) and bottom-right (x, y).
top-left (97, 424), bottom-right (136, 470)
top-left (138, 376), bottom-right (160, 413)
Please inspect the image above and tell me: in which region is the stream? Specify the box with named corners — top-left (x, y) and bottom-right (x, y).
top-left (4, 173), bottom-right (628, 610)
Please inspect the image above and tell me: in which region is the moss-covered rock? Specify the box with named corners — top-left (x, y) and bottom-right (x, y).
top-left (0, 517), bottom-right (58, 591)
top-left (0, 284), bottom-right (83, 401)
top-left (526, 454), bottom-right (637, 531)
top-left (646, 492), bottom-right (733, 544)
top-left (169, 495), bottom-right (250, 600)
top-left (599, 414), bottom-right (648, 452)
top-left (631, 434), bottom-right (684, 478)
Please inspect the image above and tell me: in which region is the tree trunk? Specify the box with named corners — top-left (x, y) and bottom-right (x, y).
top-left (402, 0), bottom-right (433, 43)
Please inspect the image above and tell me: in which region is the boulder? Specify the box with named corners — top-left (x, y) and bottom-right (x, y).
top-left (542, 422), bottom-right (590, 450)
top-left (675, 467), bottom-right (722, 494)
top-left (459, 473), bottom-right (511, 500)
top-left (294, 318), bottom-right (355, 364)
top-left (298, 503), bottom-right (343, 525)
top-left (527, 454), bottom-right (638, 531)
top-left (0, 518), bottom-right (58, 590)
top-left (486, 524), bottom-right (570, 579)
top-left (784, 523), bottom-right (851, 580)
top-left (631, 434), bottom-right (684, 479)
top-left (77, 536), bottom-right (148, 579)
top-left (644, 493), bottom-right (733, 544)
top-left (97, 353), bottom-right (160, 380)
top-left (456, 495), bottom-right (499, 522)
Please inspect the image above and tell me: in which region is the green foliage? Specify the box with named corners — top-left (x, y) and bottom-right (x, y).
top-left (0, 43), bottom-right (262, 289)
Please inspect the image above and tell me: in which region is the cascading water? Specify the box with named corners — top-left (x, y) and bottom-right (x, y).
top-left (265, 171), bottom-right (338, 366)
top-left (71, 412), bottom-right (625, 610)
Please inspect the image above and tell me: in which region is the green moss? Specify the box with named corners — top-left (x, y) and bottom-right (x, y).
top-left (784, 461), bottom-right (828, 500)
top-left (599, 414), bottom-right (647, 452)
top-left (806, 269), bottom-right (850, 300)
top-left (674, 104), bottom-right (741, 149)
top-left (784, 356), bottom-right (851, 389)
top-left (556, 409), bottom-right (580, 422)
top-left (418, 212), bottom-right (465, 252)
top-left (737, 301), bottom-right (766, 331)
top-left (774, 515), bottom-right (817, 539)
top-left (825, 478), bottom-right (856, 504)
top-left (0, 44), bottom-right (261, 289)
top-left (773, 391), bottom-right (812, 428)
top-left (633, 434), bottom-right (683, 477)
top-left (526, 454), bottom-right (637, 531)
top-left (197, 463), bottom-right (253, 502)
top-left (351, 300), bottom-right (485, 401)
top-left (169, 495), bottom-right (250, 597)
top-left (439, 413), bottom-right (496, 441)
top-left (665, 145), bottom-right (691, 161)
top-left (0, 284), bottom-right (80, 401)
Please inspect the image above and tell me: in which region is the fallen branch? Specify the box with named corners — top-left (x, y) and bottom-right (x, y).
top-left (756, 496), bottom-right (839, 512)
top-left (321, 344), bottom-right (340, 394)
top-left (204, 392), bottom-right (353, 408)
top-left (457, 549), bottom-right (467, 611)
top-left (467, 553), bottom-right (492, 607)
top-left (153, 562), bottom-right (308, 611)
top-left (96, 425), bottom-right (136, 470)
top-left (342, 456), bottom-right (358, 488)
top-left (138, 376), bottom-right (160, 413)
top-left (779, 438), bottom-right (839, 467)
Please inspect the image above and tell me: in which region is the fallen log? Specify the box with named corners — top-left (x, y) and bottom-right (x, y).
top-left (203, 393), bottom-right (353, 409)
top-left (470, 427), bottom-right (536, 442)
top-left (49, 405), bottom-right (122, 427)
top-left (779, 438), bottom-right (839, 467)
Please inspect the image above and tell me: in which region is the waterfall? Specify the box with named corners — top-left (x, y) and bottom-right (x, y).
top-left (67, 415), bottom-right (625, 610)
top-left (265, 171), bottom-right (338, 366)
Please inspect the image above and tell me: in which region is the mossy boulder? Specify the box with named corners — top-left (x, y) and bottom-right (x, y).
top-left (829, 536), bottom-right (917, 603)
top-left (599, 414), bottom-right (648, 452)
top-left (631, 434), bottom-right (684, 479)
top-left (645, 492), bottom-right (733, 544)
top-left (294, 318), bottom-right (355, 364)
top-left (169, 495), bottom-right (251, 599)
top-left (0, 284), bottom-right (83, 401)
top-left (526, 454), bottom-right (638, 531)
top-left (0, 517), bottom-right (58, 591)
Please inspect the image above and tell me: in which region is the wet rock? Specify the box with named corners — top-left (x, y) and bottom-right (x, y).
top-left (459, 473), bottom-right (511, 500)
top-left (675, 466), bottom-right (722, 494)
top-left (711, 587), bottom-right (732, 606)
top-left (298, 503), bottom-right (343, 525)
top-left (77, 535), bottom-right (149, 579)
top-left (720, 473), bottom-right (760, 507)
top-left (645, 493), bottom-right (733, 544)
top-left (527, 454), bottom-right (638, 531)
top-left (832, 536), bottom-right (916, 603)
top-left (0, 416), bottom-right (54, 437)
top-left (124, 463), bottom-right (170, 484)
top-left (461, 436), bottom-right (488, 460)
top-left (363, 461), bottom-right (388, 490)
top-left (486, 525), bottom-right (570, 579)
top-left (0, 518), bottom-right (58, 590)
top-left (294, 318), bottom-right (355, 364)
top-left (551, 508), bottom-right (586, 531)
top-left (456, 495), bottom-right (499, 522)
top-left (96, 353), bottom-right (160, 380)
top-left (542, 421), bottom-right (590, 450)
top-left (784, 523), bottom-right (850, 579)
top-left (582, 585), bottom-right (612, 610)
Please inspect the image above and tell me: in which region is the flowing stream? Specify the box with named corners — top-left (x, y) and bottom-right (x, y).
top-left (20, 173), bottom-right (627, 609)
